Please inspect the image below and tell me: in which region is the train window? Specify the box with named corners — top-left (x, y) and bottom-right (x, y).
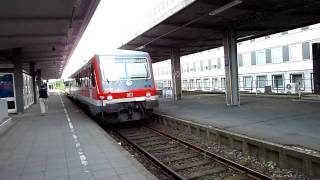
top-left (99, 57), bottom-right (149, 82)
top-left (91, 65), bottom-right (95, 87)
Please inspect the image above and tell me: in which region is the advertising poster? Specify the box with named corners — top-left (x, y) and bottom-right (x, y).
top-left (0, 74), bottom-right (14, 98)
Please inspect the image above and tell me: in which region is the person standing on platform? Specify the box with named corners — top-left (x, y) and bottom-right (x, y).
top-left (39, 84), bottom-right (49, 115)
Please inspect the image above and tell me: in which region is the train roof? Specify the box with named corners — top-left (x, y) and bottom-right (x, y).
top-left (95, 49), bottom-right (149, 57)
top-left (69, 50), bottom-right (150, 78)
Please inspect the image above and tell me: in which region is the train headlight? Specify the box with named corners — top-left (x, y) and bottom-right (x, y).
top-left (146, 91), bottom-right (151, 98)
top-left (107, 95), bottom-right (113, 101)
top-left (99, 96), bottom-right (104, 100)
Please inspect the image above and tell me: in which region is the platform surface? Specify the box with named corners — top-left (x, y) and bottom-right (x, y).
top-left (0, 93), bottom-right (155, 180)
top-left (155, 94), bottom-right (320, 151)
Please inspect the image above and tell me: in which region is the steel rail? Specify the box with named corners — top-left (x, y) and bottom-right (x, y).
top-left (147, 125), bottom-right (274, 180)
top-left (114, 129), bottom-right (185, 180)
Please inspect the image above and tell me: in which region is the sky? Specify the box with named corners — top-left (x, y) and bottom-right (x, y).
top-left (61, 0), bottom-right (163, 79)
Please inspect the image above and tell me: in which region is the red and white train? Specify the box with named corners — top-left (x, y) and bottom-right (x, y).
top-left (67, 50), bottom-right (158, 123)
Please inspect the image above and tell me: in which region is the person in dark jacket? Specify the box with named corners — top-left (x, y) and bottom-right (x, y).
top-left (39, 84), bottom-right (49, 115)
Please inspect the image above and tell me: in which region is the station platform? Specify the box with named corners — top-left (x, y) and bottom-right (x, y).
top-left (155, 94), bottom-right (320, 152)
top-left (0, 93), bottom-right (155, 180)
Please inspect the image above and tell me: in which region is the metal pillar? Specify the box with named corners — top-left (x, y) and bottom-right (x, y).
top-left (312, 43), bottom-right (320, 94)
top-left (170, 48), bottom-right (182, 101)
top-left (30, 62), bottom-right (37, 104)
top-left (223, 29), bottom-right (240, 106)
top-left (12, 48), bottom-right (24, 113)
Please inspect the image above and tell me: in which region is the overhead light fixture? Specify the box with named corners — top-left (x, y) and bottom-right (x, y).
top-left (208, 0), bottom-right (242, 16)
top-left (237, 34), bottom-right (254, 40)
top-left (136, 45), bottom-right (145, 50)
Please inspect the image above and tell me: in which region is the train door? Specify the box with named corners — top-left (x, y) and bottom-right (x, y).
top-left (88, 65), bottom-right (93, 99)
top-left (0, 73), bottom-right (17, 113)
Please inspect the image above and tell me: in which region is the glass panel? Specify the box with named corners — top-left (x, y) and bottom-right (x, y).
top-left (242, 52), bottom-right (251, 66)
top-left (289, 44), bottom-right (302, 61)
top-left (196, 79), bottom-right (201, 89)
top-left (221, 78), bottom-right (226, 89)
top-left (189, 79), bottom-right (194, 89)
top-left (256, 50), bottom-right (266, 65)
top-left (271, 47), bottom-right (283, 63)
top-left (204, 79), bottom-right (210, 89)
top-left (99, 57), bottom-right (149, 82)
top-left (273, 75), bottom-right (284, 88)
top-left (257, 76), bottom-right (267, 88)
top-left (212, 78), bottom-right (218, 89)
top-left (291, 74), bottom-right (303, 89)
top-left (243, 76), bottom-right (253, 89)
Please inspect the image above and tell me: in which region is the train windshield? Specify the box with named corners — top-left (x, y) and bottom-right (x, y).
top-left (99, 56), bottom-right (150, 82)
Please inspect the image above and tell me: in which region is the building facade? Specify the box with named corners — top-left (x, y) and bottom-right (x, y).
top-left (153, 24), bottom-right (320, 94)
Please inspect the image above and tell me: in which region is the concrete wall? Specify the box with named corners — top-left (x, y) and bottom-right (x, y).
top-left (0, 99), bottom-right (8, 121)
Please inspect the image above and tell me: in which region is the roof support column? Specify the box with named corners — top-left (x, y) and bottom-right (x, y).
top-left (223, 29), bottom-right (240, 106)
top-left (36, 69), bottom-right (42, 89)
top-left (170, 48), bottom-right (182, 101)
top-left (30, 62), bottom-right (37, 104)
top-left (312, 43), bottom-right (320, 94)
top-left (12, 48), bottom-right (24, 113)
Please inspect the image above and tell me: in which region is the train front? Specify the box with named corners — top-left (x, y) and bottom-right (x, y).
top-left (97, 52), bottom-right (158, 122)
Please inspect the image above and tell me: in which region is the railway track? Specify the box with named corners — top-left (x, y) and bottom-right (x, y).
top-left (115, 125), bottom-right (273, 180)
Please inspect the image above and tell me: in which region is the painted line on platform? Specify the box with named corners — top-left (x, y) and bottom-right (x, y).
top-left (59, 93), bottom-right (95, 180)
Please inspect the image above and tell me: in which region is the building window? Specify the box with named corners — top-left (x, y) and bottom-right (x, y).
top-left (217, 58), bottom-right (222, 69)
top-left (242, 52), bottom-right (251, 66)
top-left (211, 58), bottom-right (217, 69)
top-left (290, 74), bottom-right (304, 90)
top-left (196, 79), bottom-right (201, 89)
top-left (243, 76), bottom-right (253, 89)
top-left (272, 75), bottom-right (284, 89)
top-left (203, 78), bottom-right (210, 89)
top-left (302, 42), bottom-right (310, 60)
top-left (207, 59), bottom-right (211, 70)
top-left (271, 47), bottom-right (283, 63)
top-left (221, 78), bottom-right (226, 89)
top-left (204, 60), bottom-right (209, 71)
top-left (191, 62), bottom-right (196, 72)
top-left (257, 75), bottom-right (267, 88)
top-left (289, 44), bottom-right (302, 61)
top-left (196, 62), bottom-right (201, 72)
top-left (183, 80), bottom-right (188, 89)
top-left (200, 61), bottom-right (204, 71)
top-left (212, 78), bottom-right (218, 90)
top-left (256, 50), bottom-right (266, 65)
top-left (189, 79), bottom-right (194, 89)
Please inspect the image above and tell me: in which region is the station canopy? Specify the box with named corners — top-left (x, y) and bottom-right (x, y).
top-left (120, 0), bottom-right (320, 62)
top-left (0, 0), bottom-right (100, 79)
